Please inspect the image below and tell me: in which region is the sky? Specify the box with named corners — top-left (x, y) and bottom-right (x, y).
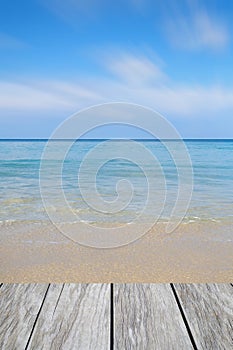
top-left (0, 0), bottom-right (233, 138)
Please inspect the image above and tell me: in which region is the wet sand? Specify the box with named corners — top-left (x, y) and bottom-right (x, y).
top-left (0, 221), bottom-right (232, 282)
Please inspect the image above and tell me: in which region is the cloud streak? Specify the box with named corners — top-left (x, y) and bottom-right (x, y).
top-left (166, 11), bottom-right (229, 51)
top-left (163, 0), bottom-right (230, 51)
top-left (39, 0), bottom-right (230, 52)
top-left (1, 53), bottom-right (233, 121)
top-left (0, 80), bottom-right (102, 115)
top-left (106, 53), bottom-right (167, 85)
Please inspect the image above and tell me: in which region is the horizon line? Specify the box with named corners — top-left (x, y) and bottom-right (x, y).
top-left (0, 138), bottom-right (233, 141)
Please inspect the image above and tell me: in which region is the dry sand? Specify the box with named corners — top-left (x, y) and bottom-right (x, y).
top-left (0, 221), bottom-right (232, 282)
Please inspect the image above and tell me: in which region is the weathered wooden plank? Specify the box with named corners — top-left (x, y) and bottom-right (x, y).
top-left (0, 284), bottom-right (49, 350)
top-left (174, 284), bottom-right (233, 350)
top-left (114, 284), bottom-right (193, 349)
top-left (27, 283), bottom-right (110, 350)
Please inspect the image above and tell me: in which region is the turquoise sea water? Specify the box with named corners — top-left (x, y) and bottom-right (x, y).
top-left (0, 140), bottom-right (233, 226)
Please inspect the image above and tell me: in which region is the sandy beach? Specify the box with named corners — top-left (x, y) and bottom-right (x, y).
top-left (1, 140), bottom-right (233, 282)
top-left (1, 221), bottom-right (232, 283)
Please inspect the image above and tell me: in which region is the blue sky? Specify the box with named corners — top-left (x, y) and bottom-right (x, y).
top-left (0, 0), bottom-right (233, 138)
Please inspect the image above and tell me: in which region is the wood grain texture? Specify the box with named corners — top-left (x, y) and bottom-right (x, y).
top-left (1, 283), bottom-right (232, 349)
top-left (0, 284), bottom-right (49, 350)
top-left (174, 284), bottom-right (233, 350)
top-left (114, 284), bottom-right (193, 350)
top-left (27, 283), bottom-right (110, 350)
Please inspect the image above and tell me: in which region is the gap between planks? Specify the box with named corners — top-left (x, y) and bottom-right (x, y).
top-left (25, 284), bottom-right (50, 349)
top-left (170, 284), bottom-right (198, 350)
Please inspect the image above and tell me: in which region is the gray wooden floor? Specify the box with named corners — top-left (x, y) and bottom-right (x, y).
top-left (0, 284), bottom-right (232, 349)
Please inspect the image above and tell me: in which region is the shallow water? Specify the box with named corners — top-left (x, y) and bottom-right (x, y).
top-left (0, 139), bottom-right (233, 226)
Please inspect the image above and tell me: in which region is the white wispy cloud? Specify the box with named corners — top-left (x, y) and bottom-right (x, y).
top-left (106, 53), bottom-right (167, 85)
top-left (161, 0), bottom-right (230, 51)
top-left (0, 81), bottom-right (102, 112)
top-left (166, 11), bottom-right (229, 51)
top-left (0, 53), bottom-right (233, 120)
top-left (39, 0), bottom-right (230, 52)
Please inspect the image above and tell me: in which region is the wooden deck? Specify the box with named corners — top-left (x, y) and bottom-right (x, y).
top-left (0, 284), bottom-right (232, 349)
